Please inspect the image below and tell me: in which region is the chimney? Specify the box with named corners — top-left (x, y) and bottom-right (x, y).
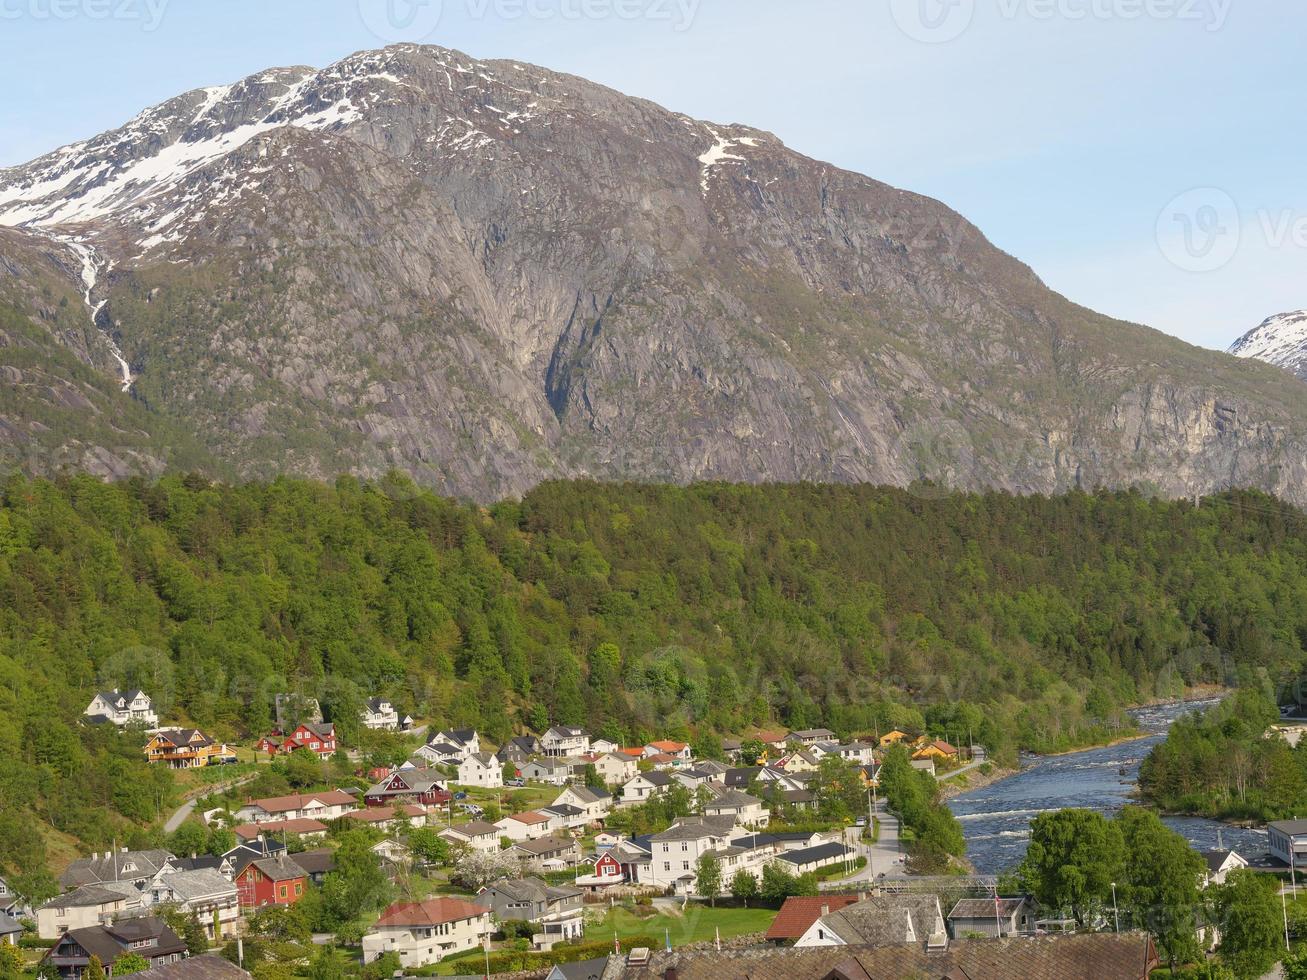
top-left (821, 904), bottom-right (830, 917)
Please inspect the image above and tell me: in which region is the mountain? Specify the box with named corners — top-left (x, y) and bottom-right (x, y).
top-left (2, 44), bottom-right (1307, 502)
top-left (1230, 311), bottom-right (1307, 381)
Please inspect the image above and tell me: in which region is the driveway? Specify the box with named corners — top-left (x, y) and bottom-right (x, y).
top-left (163, 773), bottom-right (257, 834)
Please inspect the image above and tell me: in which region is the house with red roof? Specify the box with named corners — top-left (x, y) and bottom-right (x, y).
top-left (765, 895), bottom-right (863, 943)
top-left (232, 790), bottom-right (358, 825)
top-left (643, 741), bottom-right (693, 761)
top-left (343, 804), bottom-right (427, 831)
top-left (256, 722), bottom-right (337, 759)
top-left (361, 897), bottom-right (492, 969)
top-left (233, 818), bottom-right (328, 843)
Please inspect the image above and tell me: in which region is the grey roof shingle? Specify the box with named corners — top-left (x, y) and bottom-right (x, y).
top-left (602, 934), bottom-right (1158, 979)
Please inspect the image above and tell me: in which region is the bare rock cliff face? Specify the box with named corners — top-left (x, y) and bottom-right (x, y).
top-left (2, 45), bottom-right (1306, 502)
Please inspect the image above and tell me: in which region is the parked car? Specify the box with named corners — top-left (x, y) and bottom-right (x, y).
top-left (453, 791), bottom-right (468, 800)
top-left (506, 777), bottom-right (525, 787)
top-left (459, 803), bottom-right (484, 817)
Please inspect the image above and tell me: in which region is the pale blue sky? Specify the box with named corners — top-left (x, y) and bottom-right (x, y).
top-left (1, 0), bottom-right (1302, 350)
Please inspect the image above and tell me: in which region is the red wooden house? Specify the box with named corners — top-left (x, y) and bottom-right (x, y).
top-left (363, 768), bottom-right (450, 808)
top-left (235, 854), bottom-right (308, 910)
top-left (257, 722), bottom-right (337, 760)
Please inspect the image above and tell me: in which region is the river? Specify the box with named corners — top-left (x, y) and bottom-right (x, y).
top-left (948, 698), bottom-right (1269, 875)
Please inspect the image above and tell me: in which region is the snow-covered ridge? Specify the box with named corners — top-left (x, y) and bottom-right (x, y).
top-left (1230, 311), bottom-right (1307, 373)
top-left (0, 50), bottom-right (428, 229)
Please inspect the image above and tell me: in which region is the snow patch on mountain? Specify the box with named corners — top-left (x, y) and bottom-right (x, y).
top-left (1230, 311), bottom-right (1307, 378)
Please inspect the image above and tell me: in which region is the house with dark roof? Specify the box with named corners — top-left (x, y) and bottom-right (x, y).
top-left (554, 785), bottom-right (613, 823)
top-left (542, 727), bottom-right (591, 758)
top-left (134, 956), bottom-right (253, 979)
top-left (601, 933), bottom-right (1160, 979)
top-left (500, 735), bottom-right (542, 765)
top-left (701, 789), bottom-right (768, 828)
top-left (84, 689), bottom-right (157, 727)
top-left (510, 836), bottom-right (582, 872)
top-left (0, 911), bottom-right (24, 946)
top-left (144, 729), bottom-right (237, 769)
top-left (148, 869), bottom-right (239, 941)
top-left (362, 897), bottom-right (492, 969)
top-left (233, 855), bottom-right (307, 910)
top-left (363, 769), bottom-right (450, 809)
top-left (361, 697), bottom-right (412, 731)
top-left (546, 957), bottom-right (611, 980)
top-left (947, 897), bottom-right (1034, 938)
top-left (620, 770), bottom-right (675, 804)
top-left (36, 884), bottom-right (144, 939)
top-left (522, 757), bottom-right (575, 786)
top-left (221, 837), bottom-right (287, 879)
top-left (787, 729), bottom-right (838, 746)
top-left (1202, 849), bottom-right (1249, 887)
top-left (439, 821), bottom-right (503, 854)
top-left (478, 877), bottom-right (584, 945)
top-left (775, 842), bottom-right (857, 875)
top-left (61, 850), bottom-right (176, 891)
top-left (41, 917), bottom-right (186, 979)
top-left (287, 849), bottom-right (336, 885)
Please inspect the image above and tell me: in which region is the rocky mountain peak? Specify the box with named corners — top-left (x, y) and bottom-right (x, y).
top-left (1230, 311), bottom-right (1307, 381)
top-left (3, 45), bottom-right (1307, 504)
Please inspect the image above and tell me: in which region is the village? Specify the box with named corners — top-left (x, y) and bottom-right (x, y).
top-left (0, 685), bottom-right (1164, 979)
top-left (0, 685), bottom-right (1289, 980)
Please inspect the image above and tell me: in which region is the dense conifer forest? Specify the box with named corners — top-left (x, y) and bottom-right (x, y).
top-left (3, 474), bottom-right (1307, 886)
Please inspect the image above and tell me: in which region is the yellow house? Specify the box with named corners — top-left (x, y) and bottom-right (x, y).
top-left (145, 728), bottom-right (237, 769)
top-left (878, 730), bottom-right (916, 748)
top-left (912, 739), bottom-right (960, 762)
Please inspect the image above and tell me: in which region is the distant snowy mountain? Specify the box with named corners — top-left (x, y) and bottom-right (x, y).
top-left (1230, 311), bottom-right (1307, 381)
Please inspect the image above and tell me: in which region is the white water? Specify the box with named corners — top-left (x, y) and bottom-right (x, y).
top-left (62, 237), bottom-right (133, 391)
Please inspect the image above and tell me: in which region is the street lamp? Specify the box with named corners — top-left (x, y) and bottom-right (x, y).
top-left (1110, 882), bottom-right (1119, 933)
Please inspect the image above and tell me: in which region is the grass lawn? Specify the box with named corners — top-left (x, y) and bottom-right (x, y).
top-left (585, 906), bottom-right (777, 947)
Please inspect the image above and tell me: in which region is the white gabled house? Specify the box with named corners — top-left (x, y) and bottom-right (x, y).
top-left (496, 812), bottom-right (554, 843)
top-left (439, 821), bottom-right (503, 855)
top-left (457, 752), bottom-right (504, 789)
top-left (430, 730), bottom-right (481, 757)
top-left (621, 771), bottom-right (675, 804)
top-left (701, 789), bottom-right (768, 829)
top-left (521, 758), bottom-right (574, 786)
top-left (362, 897), bottom-right (492, 968)
top-left (542, 726), bottom-right (590, 758)
top-left (362, 698), bottom-right (411, 731)
top-left (414, 742), bottom-right (465, 766)
top-left (553, 785), bottom-right (612, 823)
top-left (84, 689), bottom-right (157, 727)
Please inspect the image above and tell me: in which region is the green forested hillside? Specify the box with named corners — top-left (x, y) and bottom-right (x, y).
top-left (3, 475), bottom-right (1307, 889)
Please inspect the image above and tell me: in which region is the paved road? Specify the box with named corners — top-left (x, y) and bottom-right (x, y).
top-left (937, 759), bottom-right (985, 782)
top-left (829, 801), bottom-right (903, 885)
top-left (163, 774), bottom-right (257, 834)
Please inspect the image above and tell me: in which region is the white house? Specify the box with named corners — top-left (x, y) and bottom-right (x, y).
top-left (414, 742), bottom-right (466, 766)
top-left (702, 790), bottom-right (768, 828)
top-left (591, 738), bottom-right (620, 755)
top-left (644, 817), bottom-right (774, 894)
top-left (84, 689), bottom-right (157, 727)
top-left (433, 729), bottom-right (481, 753)
top-left (232, 790), bottom-right (358, 825)
top-left (522, 758), bottom-right (574, 787)
top-left (496, 812), bottom-right (554, 843)
top-left (1269, 821), bottom-right (1307, 868)
top-left (439, 821), bottom-right (503, 855)
top-left (795, 895), bottom-right (948, 949)
top-left (621, 771), bottom-right (675, 804)
top-left (589, 752), bottom-right (639, 787)
top-left (542, 727), bottom-right (590, 758)
top-left (643, 741), bottom-right (694, 762)
top-left (362, 897), bottom-right (492, 968)
top-left (553, 785), bottom-right (612, 823)
top-left (148, 869), bottom-right (240, 941)
top-left (457, 752), bottom-right (504, 789)
top-left (361, 698), bottom-right (409, 731)
top-left (35, 884), bottom-right (143, 938)
top-left (787, 729), bottom-right (838, 746)
top-left (828, 743), bottom-right (877, 766)
top-left (1203, 849), bottom-right (1249, 888)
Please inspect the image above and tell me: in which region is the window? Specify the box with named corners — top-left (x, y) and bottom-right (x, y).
top-left (279, 885), bottom-right (288, 900)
